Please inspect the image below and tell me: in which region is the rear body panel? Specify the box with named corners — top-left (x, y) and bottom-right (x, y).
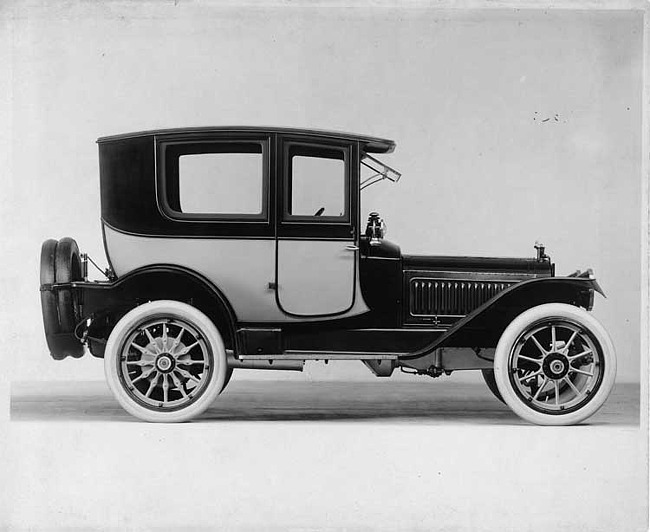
top-left (103, 224), bottom-right (370, 322)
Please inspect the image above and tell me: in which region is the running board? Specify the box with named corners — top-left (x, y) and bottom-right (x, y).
top-left (239, 351), bottom-right (400, 361)
top-left (226, 352), bottom-right (304, 371)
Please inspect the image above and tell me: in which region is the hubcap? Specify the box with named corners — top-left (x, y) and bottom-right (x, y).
top-left (155, 354), bottom-right (175, 373)
top-left (543, 353), bottom-right (570, 380)
top-left (118, 318), bottom-right (213, 411)
top-left (508, 320), bottom-right (603, 415)
top-left (550, 361), bottom-right (564, 373)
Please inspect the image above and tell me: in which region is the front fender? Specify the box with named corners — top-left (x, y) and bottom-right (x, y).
top-left (403, 276), bottom-right (604, 358)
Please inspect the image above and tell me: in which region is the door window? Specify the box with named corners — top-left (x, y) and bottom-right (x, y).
top-left (284, 144), bottom-right (349, 222)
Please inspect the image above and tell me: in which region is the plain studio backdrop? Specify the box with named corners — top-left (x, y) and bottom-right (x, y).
top-left (1, 4), bottom-right (642, 384)
top-left (0, 4), bottom-right (647, 532)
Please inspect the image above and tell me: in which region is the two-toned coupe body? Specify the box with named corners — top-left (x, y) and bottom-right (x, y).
top-left (40, 127), bottom-right (616, 424)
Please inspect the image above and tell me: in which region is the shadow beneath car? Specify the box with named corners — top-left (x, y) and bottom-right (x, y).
top-left (10, 379), bottom-right (640, 425)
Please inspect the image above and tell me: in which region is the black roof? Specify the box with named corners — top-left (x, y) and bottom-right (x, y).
top-left (97, 126), bottom-right (396, 154)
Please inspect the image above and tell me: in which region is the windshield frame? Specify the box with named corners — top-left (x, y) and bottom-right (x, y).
top-left (360, 153), bottom-right (402, 191)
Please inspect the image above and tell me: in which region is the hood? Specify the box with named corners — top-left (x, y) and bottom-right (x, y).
top-left (402, 254), bottom-right (553, 276)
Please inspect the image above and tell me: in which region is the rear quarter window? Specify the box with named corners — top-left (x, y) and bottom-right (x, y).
top-left (160, 139), bottom-right (269, 221)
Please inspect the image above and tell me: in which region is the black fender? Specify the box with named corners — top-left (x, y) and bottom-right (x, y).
top-left (79, 264), bottom-right (239, 354)
top-left (403, 276), bottom-right (604, 359)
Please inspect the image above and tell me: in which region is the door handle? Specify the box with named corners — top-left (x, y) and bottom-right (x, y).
top-left (345, 245), bottom-right (359, 251)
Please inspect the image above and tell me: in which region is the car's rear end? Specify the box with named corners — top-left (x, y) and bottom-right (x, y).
top-left (39, 238), bottom-right (86, 360)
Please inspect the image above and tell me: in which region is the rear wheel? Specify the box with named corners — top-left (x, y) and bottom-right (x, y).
top-left (223, 366), bottom-right (234, 391)
top-left (105, 300), bottom-right (228, 422)
top-left (493, 303), bottom-right (616, 425)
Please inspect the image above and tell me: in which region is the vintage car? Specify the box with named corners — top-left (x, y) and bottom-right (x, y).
top-left (39, 127), bottom-right (616, 424)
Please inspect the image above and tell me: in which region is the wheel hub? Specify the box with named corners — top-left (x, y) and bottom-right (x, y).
top-left (155, 354), bottom-right (175, 373)
top-left (542, 352), bottom-right (569, 380)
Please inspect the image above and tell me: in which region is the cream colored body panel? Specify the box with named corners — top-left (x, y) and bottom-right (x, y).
top-left (277, 239), bottom-right (356, 316)
top-left (103, 225), bottom-right (369, 322)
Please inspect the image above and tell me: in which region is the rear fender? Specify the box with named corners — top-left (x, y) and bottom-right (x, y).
top-left (77, 264), bottom-right (239, 353)
top-left (403, 276), bottom-right (604, 359)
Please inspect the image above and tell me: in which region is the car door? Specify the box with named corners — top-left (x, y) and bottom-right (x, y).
top-left (276, 136), bottom-right (359, 317)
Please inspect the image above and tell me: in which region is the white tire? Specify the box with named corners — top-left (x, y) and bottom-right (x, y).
top-left (105, 300), bottom-right (228, 422)
top-left (493, 303), bottom-right (616, 426)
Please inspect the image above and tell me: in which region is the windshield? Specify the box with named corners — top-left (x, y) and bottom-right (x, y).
top-left (360, 153), bottom-right (401, 191)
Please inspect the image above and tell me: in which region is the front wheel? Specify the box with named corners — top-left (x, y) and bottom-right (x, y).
top-left (105, 300), bottom-right (228, 422)
top-left (493, 303), bottom-right (616, 426)
top-left (481, 369), bottom-right (504, 403)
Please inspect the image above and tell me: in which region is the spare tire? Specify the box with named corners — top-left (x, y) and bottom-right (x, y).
top-left (40, 238), bottom-right (85, 360)
top-left (40, 239), bottom-right (59, 339)
top-left (55, 237), bottom-right (83, 332)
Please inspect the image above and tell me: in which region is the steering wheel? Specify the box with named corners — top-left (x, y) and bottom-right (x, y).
top-left (314, 207), bottom-right (325, 217)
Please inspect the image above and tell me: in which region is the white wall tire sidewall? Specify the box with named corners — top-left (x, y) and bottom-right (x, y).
top-left (105, 300), bottom-right (227, 423)
top-left (493, 303), bottom-right (616, 426)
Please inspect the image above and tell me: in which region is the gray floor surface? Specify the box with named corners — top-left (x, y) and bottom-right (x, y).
top-left (10, 378), bottom-right (639, 425)
top-left (4, 378), bottom-right (646, 531)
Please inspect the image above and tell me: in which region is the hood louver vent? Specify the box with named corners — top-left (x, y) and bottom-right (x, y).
top-left (409, 279), bottom-right (512, 317)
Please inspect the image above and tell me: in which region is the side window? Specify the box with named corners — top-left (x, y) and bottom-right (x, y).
top-left (162, 141), bottom-right (268, 220)
top-left (284, 144), bottom-right (349, 221)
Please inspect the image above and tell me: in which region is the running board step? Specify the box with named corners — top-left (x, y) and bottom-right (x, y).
top-left (240, 351), bottom-right (399, 361)
top-left (227, 352), bottom-right (304, 371)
